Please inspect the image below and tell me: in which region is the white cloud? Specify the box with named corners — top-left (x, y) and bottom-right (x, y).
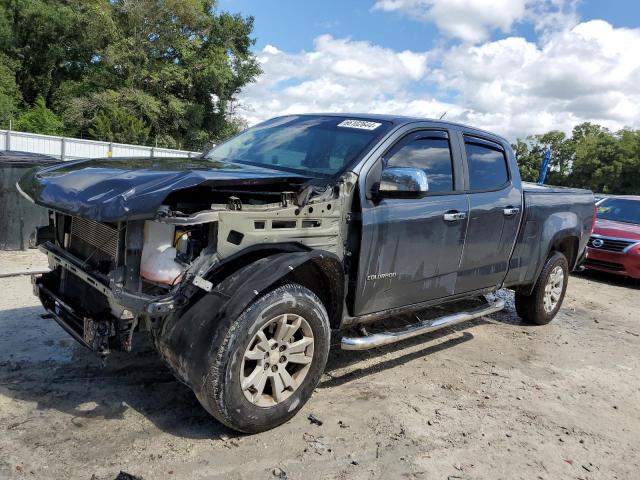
top-left (236, 35), bottom-right (432, 125)
top-left (372, 0), bottom-right (578, 43)
top-left (373, 0), bottom-right (527, 43)
top-left (433, 20), bottom-right (640, 136)
top-left (236, 20), bottom-right (640, 140)
top-left (261, 44), bottom-right (281, 55)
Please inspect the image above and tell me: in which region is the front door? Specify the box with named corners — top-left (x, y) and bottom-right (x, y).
top-left (354, 130), bottom-right (469, 316)
top-left (455, 134), bottom-right (523, 293)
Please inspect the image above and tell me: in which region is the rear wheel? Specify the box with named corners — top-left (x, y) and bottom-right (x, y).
top-left (515, 251), bottom-right (569, 325)
top-left (199, 283), bottom-right (330, 433)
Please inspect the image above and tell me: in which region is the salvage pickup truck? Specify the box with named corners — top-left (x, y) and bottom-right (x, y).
top-left (18, 114), bottom-right (595, 433)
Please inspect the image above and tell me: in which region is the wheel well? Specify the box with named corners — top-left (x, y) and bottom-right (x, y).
top-left (202, 246), bottom-right (344, 328)
top-left (205, 243), bottom-right (309, 285)
top-left (282, 257), bottom-right (344, 329)
top-left (551, 236), bottom-right (579, 269)
top-left (516, 235), bottom-right (580, 296)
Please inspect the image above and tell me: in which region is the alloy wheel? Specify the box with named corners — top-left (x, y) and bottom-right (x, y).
top-left (543, 265), bottom-right (564, 313)
top-left (240, 313), bottom-right (315, 407)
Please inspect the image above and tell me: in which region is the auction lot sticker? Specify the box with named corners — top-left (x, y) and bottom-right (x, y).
top-left (337, 119), bottom-right (382, 130)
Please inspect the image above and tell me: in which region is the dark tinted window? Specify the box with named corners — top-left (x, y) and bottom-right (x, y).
top-left (465, 139), bottom-right (509, 191)
top-left (385, 136), bottom-right (454, 193)
top-left (597, 198), bottom-right (640, 224)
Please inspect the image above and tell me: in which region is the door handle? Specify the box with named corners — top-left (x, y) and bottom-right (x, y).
top-left (503, 207), bottom-right (520, 216)
top-left (443, 211), bottom-right (467, 222)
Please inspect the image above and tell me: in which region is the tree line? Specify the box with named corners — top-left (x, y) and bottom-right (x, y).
top-left (0, 0), bottom-right (260, 150)
top-left (513, 122), bottom-right (640, 194)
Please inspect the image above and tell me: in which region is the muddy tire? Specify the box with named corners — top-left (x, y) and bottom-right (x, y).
top-left (199, 283), bottom-right (330, 433)
top-left (515, 251), bottom-right (569, 325)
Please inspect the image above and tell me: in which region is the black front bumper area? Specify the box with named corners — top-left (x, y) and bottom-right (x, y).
top-left (33, 270), bottom-right (117, 353)
top-left (33, 242), bottom-right (182, 354)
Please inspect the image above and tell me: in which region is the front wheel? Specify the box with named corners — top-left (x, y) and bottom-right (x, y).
top-left (199, 283), bottom-right (330, 433)
top-left (515, 251), bottom-right (569, 325)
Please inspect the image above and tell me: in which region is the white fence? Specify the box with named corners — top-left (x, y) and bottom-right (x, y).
top-left (1, 129), bottom-right (201, 160)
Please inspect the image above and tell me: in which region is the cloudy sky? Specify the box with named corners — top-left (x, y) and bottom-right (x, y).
top-left (217, 0), bottom-right (640, 140)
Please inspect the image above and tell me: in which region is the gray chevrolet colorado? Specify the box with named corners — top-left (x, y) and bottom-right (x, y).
top-left (18, 114), bottom-right (594, 432)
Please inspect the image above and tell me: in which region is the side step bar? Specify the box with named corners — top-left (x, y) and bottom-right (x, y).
top-left (341, 297), bottom-right (505, 351)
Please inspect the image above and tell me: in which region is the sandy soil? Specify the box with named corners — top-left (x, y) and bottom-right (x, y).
top-left (0, 250), bottom-right (49, 277)
top-left (0, 252), bottom-right (638, 480)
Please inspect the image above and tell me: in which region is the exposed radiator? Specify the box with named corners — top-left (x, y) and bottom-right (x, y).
top-left (68, 216), bottom-right (121, 266)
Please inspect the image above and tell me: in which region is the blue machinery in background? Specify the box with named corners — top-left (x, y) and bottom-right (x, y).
top-left (537, 146), bottom-right (551, 184)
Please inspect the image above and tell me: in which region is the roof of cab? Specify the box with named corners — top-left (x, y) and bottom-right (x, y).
top-left (297, 112), bottom-right (510, 145)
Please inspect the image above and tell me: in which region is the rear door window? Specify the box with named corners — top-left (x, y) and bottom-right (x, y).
top-left (464, 137), bottom-right (509, 191)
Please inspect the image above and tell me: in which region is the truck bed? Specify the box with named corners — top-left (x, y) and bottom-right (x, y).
top-left (503, 184), bottom-right (594, 292)
top-left (522, 181), bottom-right (593, 195)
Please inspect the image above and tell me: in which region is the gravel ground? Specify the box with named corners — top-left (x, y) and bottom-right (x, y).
top-left (0, 251), bottom-right (639, 480)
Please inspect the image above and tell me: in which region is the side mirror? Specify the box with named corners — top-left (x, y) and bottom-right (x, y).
top-left (376, 167), bottom-right (429, 198)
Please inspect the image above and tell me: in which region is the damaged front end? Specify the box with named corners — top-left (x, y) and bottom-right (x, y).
top-left (30, 172), bottom-right (356, 360)
top-left (32, 215), bottom-right (181, 356)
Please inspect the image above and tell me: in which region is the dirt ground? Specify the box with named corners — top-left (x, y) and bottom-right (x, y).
top-left (0, 251), bottom-right (639, 480)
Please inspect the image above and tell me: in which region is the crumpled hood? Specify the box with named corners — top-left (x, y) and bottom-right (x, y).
top-left (18, 156), bottom-right (307, 222)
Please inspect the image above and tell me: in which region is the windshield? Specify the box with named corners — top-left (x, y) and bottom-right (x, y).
top-left (204, 115), bottom-right (391, 177)
top-left (597, 198), bottom-right (640, 225)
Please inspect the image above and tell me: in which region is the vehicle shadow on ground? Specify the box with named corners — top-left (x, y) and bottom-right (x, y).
top-left (322, 330), bottom-right (475, 389)
top-left (572, 269), bottom-right (640, 289)
top-left (0, 298), bottom-right (519, 439)
top-left (0, 306), bottom-right (230, 439)
top-left (321, 293), bottom-right (523, 388)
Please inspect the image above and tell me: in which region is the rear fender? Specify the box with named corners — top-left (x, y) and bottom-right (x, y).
top-left (519, 216), bottom-right (581, 296)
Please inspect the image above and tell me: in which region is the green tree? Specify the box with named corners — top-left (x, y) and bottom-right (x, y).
top-left (1, 0), bottom-right (113, 105)
top-left (0, 0), bottom-right (259, 147)
top-left (571, 126), bottom-right (632, 194)
top-left (571, 126), bottom-right (640, 194)
top-left (64, 0), bottom-right (260, 147)
top-left (0, 3), bottom-right (19, 126)
top-left (530, 131), bottom-right (575, 186)
top-left (0, 57), bottom-right (20, 126)
top-left (616, 129), bottom-right (640, 194)
top-left (88, 105), bottom-right (150, 144)
top-left (512, 139), bottom-right (541, 182)
top-left (571, 122), bottom-right (608, 142)
top-left (515, 122), bottom-right (640, 194)
top-left (514, 131), bottom-right (575, 186)
top-left (15, 95), bottom-right (64, 134)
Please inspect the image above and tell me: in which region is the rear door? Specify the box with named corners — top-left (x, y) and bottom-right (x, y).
top-left (354, 128), bottom-right (469, 315)
top-left (455, 134), bottom-right (523, 293)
